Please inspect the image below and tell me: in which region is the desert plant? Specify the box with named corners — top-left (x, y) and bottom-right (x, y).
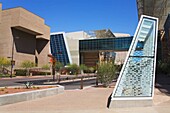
top-left (42, 64), bottom-right (50, 75)
top-left (157, 60), bottom-right (170, 75)
top-left (42, 64), bottom-right (50, 70)
top-left (66, 64), bottom-right (79, 75)
top-left (79, 64), bottom-right (88, 74)
top-left (20, 60), bottom-right (35, 76)
top-left (21, 60), bottom-right (35, 68)
top-left (55, 62), bottom-right (64, 72)
top-left (88, 67), bottom-right (95, 73)
top-left (24, 81), bottom-right (33, 89)
top-left (97, 62), bottom-right (116, 87)
top-left (0, 57), bottom-right (10, 67)
top-left (0, 73), bottom-right (16, 78)
top-left (14, 69), bottom-right (27, 76)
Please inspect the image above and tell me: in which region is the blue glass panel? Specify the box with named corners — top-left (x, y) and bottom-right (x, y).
top-left (112, 15), bottom-right (158, 98)
top-left (50, 33), bottom-right (70, 65)
top-left (79, 37), bottom-right (133, 51)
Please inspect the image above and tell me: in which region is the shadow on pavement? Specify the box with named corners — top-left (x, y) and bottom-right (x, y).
top-left (155, 74), bottom-right (170, 96)
top-left (107, 93), bottom-right (112, 108)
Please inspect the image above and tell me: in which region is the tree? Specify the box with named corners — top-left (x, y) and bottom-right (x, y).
top-left (55, 62), bottom-right (64, 72)
top-left (42, 64), bottom-right (50, 76)
top-left (79, 64), bottom-right (88, 74)
top-left (97, 62), bottom-right (116, 87)
top-left (20, 60), bottom-right (35, 76)
top-left (0, 57), bottom-right (10, 68)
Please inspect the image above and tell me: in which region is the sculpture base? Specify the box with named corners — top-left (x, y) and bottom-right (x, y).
top-left (109, 99), bottom-right (153, 108)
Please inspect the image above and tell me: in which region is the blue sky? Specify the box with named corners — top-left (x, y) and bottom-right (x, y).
top-left (0, 0), bottom-right (138, 35)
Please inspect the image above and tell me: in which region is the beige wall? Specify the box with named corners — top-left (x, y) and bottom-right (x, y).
top-left (114, 51), bottom-right (128, 65)
top-left (113, 33), bottom-right (130, 37)
top-left (0, 5), bottom-right (50, 68)
top-left (36, 39), bottom-right (50, 67)
top-left (66, 38), bottom-right (79, 65)
top-left (66, 31), bottom-right (90, 65)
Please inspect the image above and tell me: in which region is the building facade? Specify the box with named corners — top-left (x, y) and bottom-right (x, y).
top-left (50, 31), bottom-right (90, 66)
top-left (0, 3), bottom-right (50, 67)
top-left (79, 37), bottom-right (133, 67)
top-left (65, 31), bottom-right (91, 65)
top-left (50, 32), bottom-right (72, 66)
top-left (50, 30), bottom-right (132, 67)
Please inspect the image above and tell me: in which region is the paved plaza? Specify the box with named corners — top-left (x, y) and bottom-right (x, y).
top-left (0, 85), bottom-right (169, 113)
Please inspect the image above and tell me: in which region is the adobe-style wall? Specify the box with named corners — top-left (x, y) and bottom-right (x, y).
top-left (0, 4), bottom-right (50, 67)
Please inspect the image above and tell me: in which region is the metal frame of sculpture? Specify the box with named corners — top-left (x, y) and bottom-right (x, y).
top-left (110, 15), bottom-right (158, 108)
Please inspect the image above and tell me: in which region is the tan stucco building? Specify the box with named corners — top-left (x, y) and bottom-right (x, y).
top-left (65, 31), bottom-right (91, 65)
top-left (0, 3), bottom-right (50, 67)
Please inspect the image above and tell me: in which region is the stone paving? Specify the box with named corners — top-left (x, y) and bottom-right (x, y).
top-left (0, 86), bottom-right (169, 113)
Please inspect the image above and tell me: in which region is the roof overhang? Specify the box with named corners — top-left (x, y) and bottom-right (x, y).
top-left (12, 26), bottom-right (42, 35)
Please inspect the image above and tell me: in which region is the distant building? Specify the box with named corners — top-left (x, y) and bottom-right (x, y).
top-left (50, 29), bottom-right (132, 67)
top-left (65, 31), bottom-right (91, 65)
top-left (0, 3), bottom-right (50, 67)
top-left (50, 32), bottom-right (72, 66)
top-left (79, 36), bottom-right (133, 67)
top-left (113, 33), bottom-right (130, 37)
top-left (50, 31), bottom-right (90, 65)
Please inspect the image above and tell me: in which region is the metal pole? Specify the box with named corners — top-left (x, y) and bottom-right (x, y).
top-left (80, 76), bottom-right (83, 89)
top-left (52, 60), bottom-right (55, 81)
top-left (96, 62), bottom-right (98, 86)
top-left (96, 75), bottom-right (98, 86)
top-left (58, 74), bottom-right (60, 83)
top-left (10, 38), bottom-right (14, 78)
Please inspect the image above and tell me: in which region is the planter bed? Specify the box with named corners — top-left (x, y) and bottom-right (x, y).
top-left (0, 85), bottom-right (64, 106)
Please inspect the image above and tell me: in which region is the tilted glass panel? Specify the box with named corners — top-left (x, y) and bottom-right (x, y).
top-left (50, 34), bottom-right (70, 65)
top-left (112, 16), bottom-right (158, 98)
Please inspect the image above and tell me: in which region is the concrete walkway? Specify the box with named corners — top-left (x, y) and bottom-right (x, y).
top-left (0, 86), bottom-right (170, 113)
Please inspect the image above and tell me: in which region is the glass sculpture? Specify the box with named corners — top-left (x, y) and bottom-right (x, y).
top-left (111, 15), bottom-right (158, 100)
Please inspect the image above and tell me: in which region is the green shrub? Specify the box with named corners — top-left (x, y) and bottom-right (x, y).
top-left (20, 60), bottom-right (35, 69)
top-left (80, 64), bottom-right (88, 71)
top-left (156, 60), bottom-right (170, 75)
top-left (33, 71), bottom-right (51, 75)
top-left (84, 67), bottom-right (95, 73)
top-left (88, 67), bottom-right (95, 73)
top-left (0, 73), bottom-right (16, 78)
top-left (20, 60), bottom-right (35, 76)
top-left (97, 62), bottom-right (116, 87)
top-left (14, 68), bottom-right (51, 76)
top-left (55, 62), bottom-right (64, 72)
top-left (14, 69), bottom-right (27, 76)
top-left (79, 64), bottom-right (88, 74)
top-left (66, 64), bottom-right (79, 75)
top-left (42, 64), bottom-right (50, 70)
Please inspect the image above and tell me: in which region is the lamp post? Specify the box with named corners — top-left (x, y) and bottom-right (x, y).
top-left (10, 36), bottom-right (19, 78)
top-left (10, 37), bottom-right (15, 78)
